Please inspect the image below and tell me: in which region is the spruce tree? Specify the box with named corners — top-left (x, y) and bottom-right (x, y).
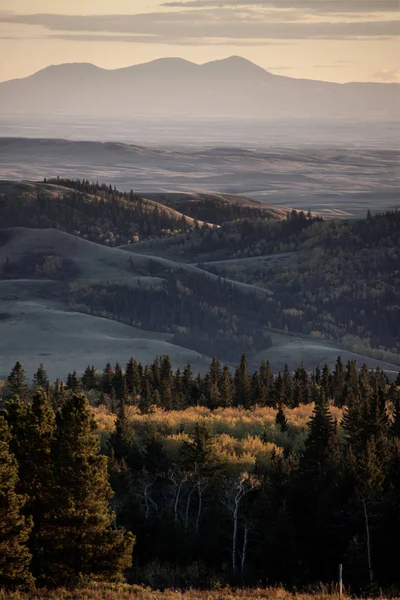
top-left (7, 362), bottom-right (29, 400)
top-left (234, 353), bottom-right (251, 408)
top-left (0, 417), bottom-right (34, 590)
top-left (102, 363), bottom-right (114, 395)
top-left (6, 390), bottom-right (56, 580)
top-left (41, 393), bottom-right (134, 586)
top-left (112, 363), bottom-right (125, 401)
top-left (33, 363), bottom-right (49, 390)
top-left (81, 366), bottom-right (97, 391)
top-left (109, 400), bottom-right (133, 461)
top-left (303, 391), bottom-right (339, 477)
top-left (217, 365), bottom-right (232, 408)
top-left (66, 371), bottom-right (80, 392)
top-left (125, 358), bottom-right (142, 397)
top-left (275, 402), bottom-right (289, 433)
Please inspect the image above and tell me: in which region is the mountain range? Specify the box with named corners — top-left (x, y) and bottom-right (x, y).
top-left (0, 56), bottom-right (398, 119)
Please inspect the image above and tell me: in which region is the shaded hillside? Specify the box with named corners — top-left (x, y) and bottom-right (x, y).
top-left (0, 180), bottom-right (207, 246)
top-left (141, 192), bottom-right (289, 225)
top-left (202, 211), bottom-right (400, 362)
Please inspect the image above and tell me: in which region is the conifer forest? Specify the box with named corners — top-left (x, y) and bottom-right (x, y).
top-left (1, 355), bottom-right (400, 597)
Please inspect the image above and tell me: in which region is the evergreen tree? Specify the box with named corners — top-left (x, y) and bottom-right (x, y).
top-left (7, 362), bottom-right (29, 400)
top-left (125, 358), bottom-right (142, 397)
top-left (81, 365), bottom-right (97, 391)
top-left (33, 363), bottom-right (49, 390)
top-left (234, 353), bottom-right (251, 408)
top-left (19, 390), bottom-right (56, 581)
top-left (220, 365), bottom-right (234, 407)
top-left (41, 394), bottom-right (134, 586)
top-left (181, 422), bottom-right (216, 475)
top-left (302, 391), bottom-right (339, 477)
top-left (102, 363), bottom-right (114, 395)
top-left (109, 400), bottom-right (133, 462)
top-left (275, 402), bottom-right (289, 433)
top-left (112, 363), bottom-right (125, 401)
top-left (66, 371), bottom-right (80, 392)
top-left (0, 417), bottom-right (34, 590)
top-left (333, 356), bottom-right (345, 406)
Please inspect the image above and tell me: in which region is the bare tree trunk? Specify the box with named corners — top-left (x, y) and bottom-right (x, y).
top-left (174, 478), bottom-right (185, 523)
top-left (196, 482), bottom-right (205, 534)
top-left (232, 503), bottom-right (238, 577)
top-left (185, 483), bottom-right (196, 530)
top-left (362, 496), bottom-right (374, 585)
top-left (241, 522), bottom-right (249, 579)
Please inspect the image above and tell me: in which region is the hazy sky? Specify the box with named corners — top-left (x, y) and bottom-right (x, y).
top-left (0, 0), bottom-right (399, 83)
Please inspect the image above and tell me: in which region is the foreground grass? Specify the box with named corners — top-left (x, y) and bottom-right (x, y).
top-left (2, 585), bottom-right (398, 600)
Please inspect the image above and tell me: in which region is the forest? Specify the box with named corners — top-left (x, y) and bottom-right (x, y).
top-left (1, 355), bottom-right (400, 597)
top-left (2, 178), bottom-right (399, 363)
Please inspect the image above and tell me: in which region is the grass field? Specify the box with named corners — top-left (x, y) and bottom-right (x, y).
top-left (1, 585), bottom-right (393, 600)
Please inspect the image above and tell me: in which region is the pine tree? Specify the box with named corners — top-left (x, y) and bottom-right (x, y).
top-left (333, 356), bottom-right (345, 406)
top-left (109, 400), bottom-right (133, 461)
top-left (275, 402), bottom-right (289, 433)
top-left (7, 362), bottom-right (29, 400)
top-left (41, 393), bottom-right (134, 586)
top-left (81, 365), bottom-right (97, 391)
top-left (102, 363), bottom-right (114, 395)
top-left (220, 365), bottom-right (234, 408)
top-left (112, 363), bottom-right (125, 401)
top-left (125, 358), bottom-right (142, 397)
top-left (66, 371), bottom-right (80, 392)
top-left (33, 363), bottom-right (49, 390)
top-left (234, 353), bottom-right (251, 408)
top-left (0, 417), bottom-right (34, 590)
top-left (209, 356), bottom-right (221, 386)
top-left (181, 422), bottom-right (216, 475)
top-left (259, 360), bottom-right (274, 405)
top-left (303, 391), bottom-right (339, 477)
top-left (19, 390), bottom-right (56, 580)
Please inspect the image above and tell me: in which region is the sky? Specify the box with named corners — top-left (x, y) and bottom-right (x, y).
top-left (0, 0), bottom-right (399, 83)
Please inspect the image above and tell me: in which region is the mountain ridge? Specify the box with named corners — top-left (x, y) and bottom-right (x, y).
top-left (0, 56), bottom-right (398, 119)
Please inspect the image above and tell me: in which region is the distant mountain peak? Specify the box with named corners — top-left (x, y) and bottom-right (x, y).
top-left (201, 55), bottom-right (271, 76)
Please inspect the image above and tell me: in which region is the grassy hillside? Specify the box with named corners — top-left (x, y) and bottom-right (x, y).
top-left (1, 178), bottom-right (399, 374)
top-left (0, 585), bottom-right (389, 600)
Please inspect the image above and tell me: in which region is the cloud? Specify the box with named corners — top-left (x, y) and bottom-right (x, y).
top-left (163, 0), bottom-right (398, 13)
top-left (1, 12), bottom-right (398, 43)
top-left (372, 68), bottom-right (400, 82)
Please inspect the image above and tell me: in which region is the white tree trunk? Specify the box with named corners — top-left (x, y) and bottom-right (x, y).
top-left (232, 504), bottom-right (238, 577)
top-left (362, 496), bottom-right (374, 585)
top-left (241, 522), bottom-right (249, 578)
top-left (185, 483), bottom-right (196, 530)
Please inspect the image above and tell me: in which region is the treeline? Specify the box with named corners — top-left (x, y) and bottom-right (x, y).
top-left (136, 208), bottom-right (321, 260)
top-left (1, 357), bottom-right (400, 595)
top-left (158, 195), bottom-right (280, 226)
top-left (207, 210), bottom-right (400, 358)
top-left (0, 385), bottom-right (134, 590)
top-left (0, 180), bottom-right (191, 246)
top-left (65, 269), bottom-right (273, 361)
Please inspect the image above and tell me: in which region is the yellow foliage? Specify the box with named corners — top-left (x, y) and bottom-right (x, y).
top-left (91, 403), bottom-right (343, 465)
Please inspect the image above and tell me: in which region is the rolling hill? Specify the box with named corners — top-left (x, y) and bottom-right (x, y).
top-left (0, 56), bottom-right (398, 120)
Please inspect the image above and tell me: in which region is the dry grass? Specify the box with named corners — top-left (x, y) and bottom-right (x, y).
top-left (1, 584), bottom-right (395, 600)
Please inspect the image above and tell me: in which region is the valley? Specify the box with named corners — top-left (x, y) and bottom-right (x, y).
top-left (1, 178), bottom-right (399, 380)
